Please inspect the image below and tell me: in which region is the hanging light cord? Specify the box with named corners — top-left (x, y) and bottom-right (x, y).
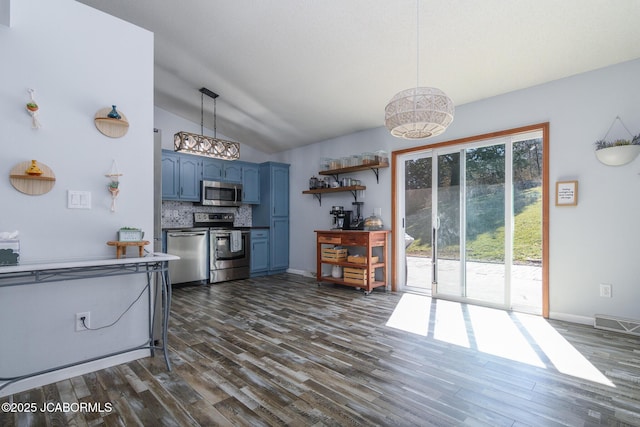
top-left (200, 91), bottom-right (204, 135)
top-left (214, 97), bottom-right (217, 139)
top-left (416, 0), bottom-right (420, 89)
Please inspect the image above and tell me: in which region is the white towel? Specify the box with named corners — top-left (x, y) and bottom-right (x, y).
top-left (230, 230), bottom-right (242, 252)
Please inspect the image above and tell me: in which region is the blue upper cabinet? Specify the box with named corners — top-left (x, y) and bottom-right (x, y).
top-left (161, 151), bottom-right (180, 199)
top-left (179, 156), bottom-right (201, 200)
top-left (223, 162), bottom-right (242, 183)
top-left (241, 163), bottom-right (260, 204)
top-left (202, 158), bottom-right (223, 181)
top-left (202, 158), bottom-right (242, 183)
top-left (161, 150), bottom-right (202, 201)
top-left (272, 164), bottom-right (289, 217)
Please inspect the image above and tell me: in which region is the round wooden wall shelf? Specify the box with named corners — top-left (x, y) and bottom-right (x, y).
top-left (94, 107), bottom-right (129, 138)
top-left (10, 161), bottom-right (56, 195)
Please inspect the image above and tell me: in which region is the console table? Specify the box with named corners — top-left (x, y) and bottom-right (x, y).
top-left (315, 230), bottom-right (390, 295)
top-left (0, 253), bottom-right (178, 394)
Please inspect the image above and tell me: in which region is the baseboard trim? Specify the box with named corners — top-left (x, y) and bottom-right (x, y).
top-left (0, 349), bottom-right (149, 398)
top-left (548, 312), bottom-right (593, 325)
top-left (286, 268), bottom-right (314, 278)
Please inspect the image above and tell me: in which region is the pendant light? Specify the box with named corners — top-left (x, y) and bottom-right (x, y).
top-left (174, 87), bottom-right (240, 160)
top-left (384, 0), bottom-right (454, 140)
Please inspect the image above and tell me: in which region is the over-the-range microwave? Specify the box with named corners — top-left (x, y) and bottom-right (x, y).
top-left (201, 180), bottom-right (243, 207)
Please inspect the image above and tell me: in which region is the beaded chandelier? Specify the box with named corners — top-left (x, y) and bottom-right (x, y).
top-left (384, 1), bottom-right (454, 140)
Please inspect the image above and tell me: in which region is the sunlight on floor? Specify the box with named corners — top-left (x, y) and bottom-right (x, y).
top-left (385, 293), bottom-right (616, 387)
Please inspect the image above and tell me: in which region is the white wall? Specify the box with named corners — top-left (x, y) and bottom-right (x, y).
top-left (154, 106), bottom-right (272, 164)
top-left (279, 58), bottom-right (640, 324)
top-left (0, 0), bottom-right (154, 395)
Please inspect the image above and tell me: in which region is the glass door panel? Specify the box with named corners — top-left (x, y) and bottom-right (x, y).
top-left (511, 138), bottom-right (543, 313)
top-left (404, 156), bottom-right (433, 291)
top-left (434, 151), bottom-right (461, 297)
top-left (464, 144), bottom-right (506, 304)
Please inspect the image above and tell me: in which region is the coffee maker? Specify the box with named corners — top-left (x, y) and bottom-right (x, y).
top-left (329, 206), bottom-right (354, 230)
top-left (330, 206), bottom-right (344, 229)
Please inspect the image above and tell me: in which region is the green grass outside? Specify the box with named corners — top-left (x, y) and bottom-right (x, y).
top-left (407, 187), bottom-right (542, 264)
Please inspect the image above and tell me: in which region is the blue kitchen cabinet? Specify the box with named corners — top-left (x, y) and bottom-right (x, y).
top-left (241, 163), bottom-right (260, 204)
top-left (202, 158), bottom-right (242, 183)
top-left (252, 162), bottom-right (290, 274)
top-left (161, 150), bottom-right (202, 201)
top-left (202, 158), bottom-right (223, 181)
top-left (161, 151), bottom-right (180, 199)
top-left (270, 217), bottom-right (289, 272)
top-left (250, 229), bottom-right (269, 276)
top-left (223, 162), bottom-right (242, 183)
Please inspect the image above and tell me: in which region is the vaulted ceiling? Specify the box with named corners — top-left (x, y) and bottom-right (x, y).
top-left (77, 0), bottom-right (640, 153)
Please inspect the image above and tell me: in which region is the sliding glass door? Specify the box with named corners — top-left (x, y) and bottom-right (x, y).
top-left (401, 129), bottom-right (544, 313)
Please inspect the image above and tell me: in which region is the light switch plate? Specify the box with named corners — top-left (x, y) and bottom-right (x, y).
top-left (68, 190), bottom-right (91, 209)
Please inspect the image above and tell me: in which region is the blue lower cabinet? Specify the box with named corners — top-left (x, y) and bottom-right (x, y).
top-left (250, 229), bottom-right (269, 276)
top-left (269, 218), bottom-right (289, 274)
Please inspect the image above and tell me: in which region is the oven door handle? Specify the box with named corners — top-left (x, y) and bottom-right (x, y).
top-left (168, 232), bottom-right (207, 237)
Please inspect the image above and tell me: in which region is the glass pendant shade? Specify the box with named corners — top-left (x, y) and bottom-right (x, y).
top-left (385, 87), bottom-right (454, 139)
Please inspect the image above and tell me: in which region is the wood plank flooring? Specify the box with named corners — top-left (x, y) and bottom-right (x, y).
top-left (2, 273), bottom-right (640, 426)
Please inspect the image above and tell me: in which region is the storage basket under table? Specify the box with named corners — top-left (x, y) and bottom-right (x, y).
top-left (343, 267), bottom-right (375, 285)
top-left (321, 248), bottom-right (347, 261)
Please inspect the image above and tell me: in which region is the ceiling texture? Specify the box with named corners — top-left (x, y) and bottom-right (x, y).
top-left (76, 0), bottom-right (640, 154)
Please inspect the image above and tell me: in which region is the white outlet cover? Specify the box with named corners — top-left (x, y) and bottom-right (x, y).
top-left (68, 190), bottom-right (91, 209)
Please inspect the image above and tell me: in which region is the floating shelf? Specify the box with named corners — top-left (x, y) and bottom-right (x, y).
top-left (319, 161), bottom-right (389, 183)
top-left (94, 108), bottom-right (129, 138)
top-left (9, 174), bottom-right (56, 181)
top-left (302, 185), bottom-right (366, 206)
top-left (9, 161), bottom-right (56, 195)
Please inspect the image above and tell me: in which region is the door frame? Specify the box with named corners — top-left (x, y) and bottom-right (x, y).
top-left (391, 123), bottom-right (550, 317)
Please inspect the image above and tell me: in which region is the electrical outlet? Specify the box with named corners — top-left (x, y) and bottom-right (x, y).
top-left (599, 284), bottom-right (612, 298)
top-left (75, 312), bottom-right (90, 331)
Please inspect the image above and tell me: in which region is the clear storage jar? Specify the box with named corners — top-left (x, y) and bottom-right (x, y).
top-left (362, 152), bottom-right (375, 165)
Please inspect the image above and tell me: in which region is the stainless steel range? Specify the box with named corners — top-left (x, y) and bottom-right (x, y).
top-left (193, 212), bottom-right (250, 283)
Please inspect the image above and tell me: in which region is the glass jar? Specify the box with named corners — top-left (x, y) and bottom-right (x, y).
top-left (374, 150), bottom-right (389, 164)
top-left (362, 152), bottom-right (375, 165)
top-left (309, 176), bottom-right (318, 189)
top-left (320, 158), bottom-right (331, 171)
top-left (329, 158), bottom-right (341, 170)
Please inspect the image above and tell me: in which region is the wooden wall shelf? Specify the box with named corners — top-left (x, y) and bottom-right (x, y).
top-left (9, 161), bottom-right (56, 195)
top-left (302, 185), bottom-right (366, 206)
top-left (319, 161), bottom-right (389, 183)
top-left (94, 108), bottom-right (129, 138)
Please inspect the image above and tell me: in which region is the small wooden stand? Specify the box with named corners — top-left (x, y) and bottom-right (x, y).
top-left (107, 240), bottom-right (150, 259)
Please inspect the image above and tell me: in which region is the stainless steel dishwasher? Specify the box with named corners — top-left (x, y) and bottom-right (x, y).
top-left (166, 228), bottom-right (209, 284)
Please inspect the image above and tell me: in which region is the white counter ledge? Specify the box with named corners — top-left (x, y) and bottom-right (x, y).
top-left (0, 253), bottom-right (179, 275)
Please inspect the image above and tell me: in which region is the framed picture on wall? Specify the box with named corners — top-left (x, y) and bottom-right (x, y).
top-left (556, 180), bottom-right (578, 206)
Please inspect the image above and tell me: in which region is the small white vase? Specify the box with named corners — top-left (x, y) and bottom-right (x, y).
top-left (331, 265), bottom-right (343, 278)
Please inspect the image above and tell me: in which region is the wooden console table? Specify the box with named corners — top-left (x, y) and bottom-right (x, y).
top-left (315, 230), bottom-right (390, 295)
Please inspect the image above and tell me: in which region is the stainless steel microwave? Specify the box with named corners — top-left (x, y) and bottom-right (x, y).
top-left (201, 180), bottom-right (243, 207)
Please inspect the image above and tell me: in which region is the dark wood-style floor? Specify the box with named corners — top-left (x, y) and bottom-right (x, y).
top-left (2, 274), bottom-right (640, 426)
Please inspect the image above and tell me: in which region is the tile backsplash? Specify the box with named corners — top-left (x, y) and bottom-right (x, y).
top-left (162, 201), bottom-right (252, 228)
